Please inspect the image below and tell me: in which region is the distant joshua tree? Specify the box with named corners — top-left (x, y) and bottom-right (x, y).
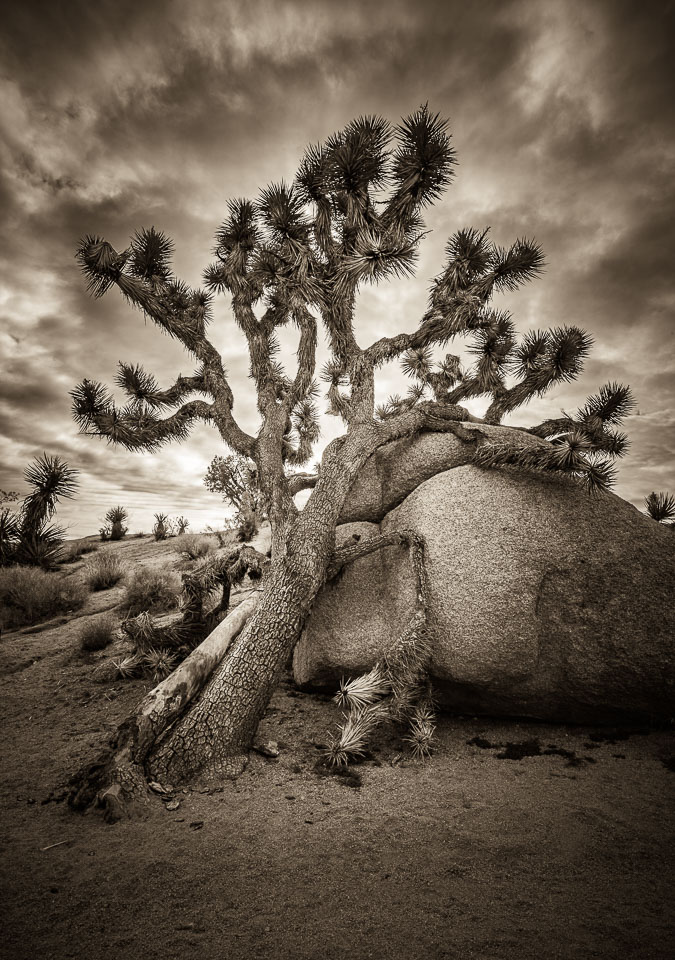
top-left (0, 454), bottom-right (78, 568)
top-left (152, 513), bottom-right (170, 541)
top-left (71, 106), bottom-right (634, 791)
top-left (100, 506), bottom-right (129, 541)
top-left (176, 516), bottom-right (190, 535)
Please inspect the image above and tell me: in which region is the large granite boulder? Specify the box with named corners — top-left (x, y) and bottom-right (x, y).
top-left (295, 464), bottom-right (675, 724)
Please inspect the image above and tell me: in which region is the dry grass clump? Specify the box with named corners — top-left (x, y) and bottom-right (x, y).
top-left (79, 613), bottom-right (118, 652)
top-left (0, 566), bottom-right (87, 629)
top-left (84, 552), bottom-right (125, 591)
top-left (124, 566), bottom-right (181, 616)
top-left (59, 541), bottom-right (98, 565)
top-left (174, 533), bottom-right (216, 560)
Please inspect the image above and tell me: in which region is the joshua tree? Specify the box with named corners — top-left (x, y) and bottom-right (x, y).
top-left (176, 516), bottom-right (190, 535)
top-left (645, 491), bottom-right (675, 524)
top-left (101, 505), bottom-right (129, 541)
top-left (0, 454), bottom-right (78, 568)
top-left (71, 106), bottom-right (634, 796)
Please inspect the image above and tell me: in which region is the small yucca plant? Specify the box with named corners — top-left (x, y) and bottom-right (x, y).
top-left (142, 646), bottom-right (179, 682)
top-left (334, 666), bottom-right (391, 711)
top-left (104, 505), bottom-right (128, 540)
top-left (403, 704), bottom-right (436, 760)
top-left (153, 513), bottom-right (170, 541)
top-left (176, 516), bottom-right (189, 535)
top-left (112, 652), bottom-right (143, 679)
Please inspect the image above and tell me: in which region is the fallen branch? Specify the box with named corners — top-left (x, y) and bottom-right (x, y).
top-left (68, 590), bottom-right (262, 821)
top-left (41, 839), bottom-right (73, 851)
top-left (132, 591), bottom-right (261, 759)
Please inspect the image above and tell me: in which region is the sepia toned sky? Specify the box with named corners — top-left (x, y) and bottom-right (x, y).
top-left (1, 0), bottom-right (674, 536)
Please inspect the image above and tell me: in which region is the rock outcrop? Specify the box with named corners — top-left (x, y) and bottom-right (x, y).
top-left (295, 447), bottom-right (675, 724)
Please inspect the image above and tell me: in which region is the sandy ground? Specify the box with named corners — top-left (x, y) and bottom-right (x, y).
top-left (1, 536), bottom-right (673, 960)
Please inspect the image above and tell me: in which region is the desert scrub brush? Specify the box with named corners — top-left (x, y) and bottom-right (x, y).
top-left (403, 704), bottom-right (436, 760)
top-left (324, 702), bottom-right (389, 767)
top-left (334, 666), bottom-right (391, 711)
top-left (112, 652), bottom-right (143, 680)
top-left (142, 646), bottom-right (179, 682)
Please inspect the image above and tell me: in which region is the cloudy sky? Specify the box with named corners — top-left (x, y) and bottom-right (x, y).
top-left (1, 0), bottom-right (673, 536)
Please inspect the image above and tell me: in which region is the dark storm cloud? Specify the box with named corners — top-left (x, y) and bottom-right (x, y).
top-left (1, 0), bottom-right (673, 532)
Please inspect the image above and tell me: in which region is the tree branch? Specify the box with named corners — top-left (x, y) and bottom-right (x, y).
top-left (288, 471), bottom-right (319, 497)
top-left (72, 385), bottom-right (216, 451)
top-left (327, 529), bottom-right (416, 579)
top-left (75, 235), bottom-right (256, 458)
top-left (286, 307), bottom-right (318, 410)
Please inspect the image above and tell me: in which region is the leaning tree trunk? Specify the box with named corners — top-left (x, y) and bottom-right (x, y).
top-left (147, 430), bottom-right (381, 786)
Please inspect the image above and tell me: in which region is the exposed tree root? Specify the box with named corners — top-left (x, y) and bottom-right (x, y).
top-left (325, 532), bottom-right (438, 766)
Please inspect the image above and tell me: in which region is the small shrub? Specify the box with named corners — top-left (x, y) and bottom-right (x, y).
top-left (174, 533), bottom-right (215, 560)
top-left (205, 526), bottom-right (238, 550)
top-left (84, 552), bottom-right (125, 591)
top-left (79, 613), bottom-right (118, 651)
top-left (0, 566), bottom-right (87, 629)
top-left (124, 566), bottom-right (181, 615)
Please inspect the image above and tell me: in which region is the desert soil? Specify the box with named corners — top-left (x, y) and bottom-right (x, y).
top-left (0, 535), bottom-right (673, 960)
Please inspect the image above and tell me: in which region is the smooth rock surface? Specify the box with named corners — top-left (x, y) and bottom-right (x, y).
top-left (293, 521), bottom-right (414, 686)
top-left (296, 465), bottom-right (675, 723)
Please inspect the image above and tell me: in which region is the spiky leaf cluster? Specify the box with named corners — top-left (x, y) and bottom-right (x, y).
top-left (1, 454), bottom-right (79, 569)
top-left (473, 437), bottom-right (619, 495)
top-left (327, 608), bottom-right (436, 766)
top-left (71, 377), bottom-right (212, 452)
top-left (522, 382), bottom-right (636, 486)
top-left (645, 491), bottom-right (675, 524)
